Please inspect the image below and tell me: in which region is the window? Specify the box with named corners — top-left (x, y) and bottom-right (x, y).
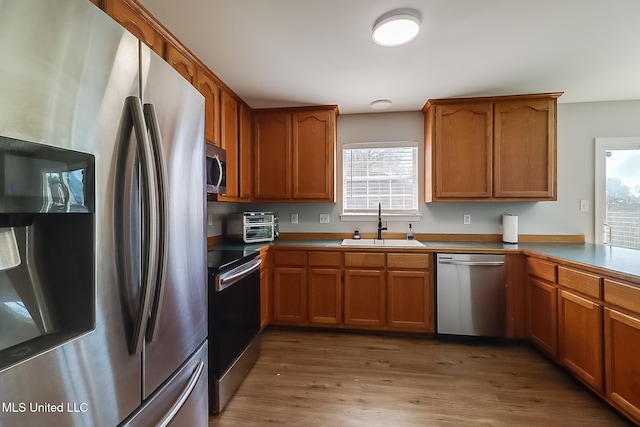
top-left (342, 141), bottom-right (418, 215)
top-left (595, 137), bottom-right (640, 249)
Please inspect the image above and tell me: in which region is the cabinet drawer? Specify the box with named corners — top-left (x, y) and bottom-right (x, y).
top-left (387, 253), bottom-right (430, 269)
top-left (273, 250), bottom-right (306, 266)
top-left (526, 257), bottom-right (556, 282)
top-left (307, 251), bottom-right (341, 266)
top-left (344, 252), bottom-right (385, 268)
top-left (605, 279), bottom-right (640, 315)
top-left (557, 266), bottom-right (602, 299)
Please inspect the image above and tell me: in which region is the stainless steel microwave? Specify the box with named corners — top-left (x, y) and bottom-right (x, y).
top-left (206, 144), bottom-right (226, 195)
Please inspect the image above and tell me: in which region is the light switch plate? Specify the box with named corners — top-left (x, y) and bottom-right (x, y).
top-left (319, 214), bottom-right (330, 224)
top-left (291, 213), bottom-right (299, 224)
top-left (580, 200), bottom-right (589, 211)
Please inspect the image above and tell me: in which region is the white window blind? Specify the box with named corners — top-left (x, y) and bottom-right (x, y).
top-left (343, 141), bottom-right (418, 214)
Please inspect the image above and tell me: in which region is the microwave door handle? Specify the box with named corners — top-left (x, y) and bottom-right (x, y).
top-left (215, 155), bottom-right (223, 188)
top-left (115, 96), bottom-right (158, 355)
top-left (143, 103), bottom-right (168, 343)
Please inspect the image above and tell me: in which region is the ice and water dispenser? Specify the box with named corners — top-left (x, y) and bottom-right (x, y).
top-left (0, 137), bottom-right (94, 370)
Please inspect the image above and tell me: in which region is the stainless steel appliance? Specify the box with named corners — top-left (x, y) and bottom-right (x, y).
top-left (227, 212), bottom-right (276, 243)
top-left (206, 144), bottom-right (226, 195)
top-left (436, 253), bottom-right (506, 337)
top-left (207, 250), bottom-right (262, 414)
top-left (0, 1), bottom-right (208, 425)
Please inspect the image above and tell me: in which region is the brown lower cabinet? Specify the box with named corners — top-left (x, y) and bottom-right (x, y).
top-left (557, 290), bottom-right (603, 391)
top-left (527, 276), bottom-right (558, 358)
top-left (604, 308), bottom-right (640, 421)
top-left (343, 269), bottom-right (386, 327)
top-left (308, 267), bottom-right (342, 325)
top-left (272, 266), bottom-right (306, 324)
top-left (271, 248), bottom-right (432, 332)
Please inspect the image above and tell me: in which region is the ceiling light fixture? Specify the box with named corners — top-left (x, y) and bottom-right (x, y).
top-left (370, 99), bottom-right (392, 110)
top-left (372, 8), bottom-right (421, 47)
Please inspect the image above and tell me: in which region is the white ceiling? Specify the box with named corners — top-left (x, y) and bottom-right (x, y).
top-left (138, 0), bottom-right (640, 114)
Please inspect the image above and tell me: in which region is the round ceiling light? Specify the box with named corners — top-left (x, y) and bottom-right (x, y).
top-left (372, 9), bottom-right (421, 47)
top-left (370, 99), bottom-right (393, 110)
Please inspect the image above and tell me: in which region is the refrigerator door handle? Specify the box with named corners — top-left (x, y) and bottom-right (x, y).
top-left (116, 96), bottom-right (159, 355)
top-left (143, 103), bottom-right (169, 343)
top-left (157, 360), bottom-right (205, 427)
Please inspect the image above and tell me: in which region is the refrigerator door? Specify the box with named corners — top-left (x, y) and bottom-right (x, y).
top-left (0, 0), bottom-right (142, 426)
top-left (139, 46), bottom-right (208, 399)
top-left (120, 341), bottom-right (208, 427)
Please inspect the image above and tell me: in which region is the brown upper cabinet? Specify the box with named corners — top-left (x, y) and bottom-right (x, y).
top-left (218, 89), bottom-right (239, 200)
top-left (423, 93), bottom-right (562, 202)
top-left (103, 0), bottom-right (165, 56)
top-left (196, 68), bottom-right (220, 146)
top-left (238, 104), bottom-right (253, 200)
top-left (164, 43), bottom-right (196, 85)
top-left (254, 106), bottom-right (338, 202)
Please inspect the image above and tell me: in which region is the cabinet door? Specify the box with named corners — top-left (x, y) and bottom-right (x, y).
top-left (164, 43), bottom-right (195, 85)
top-left (604, 308), bottom-right (640, 423)
top-left (238, 104), bottom-right (253, 200)
top-left (254, 113), bottom-right (291, 199)
top-left (220, 90), bottom-right (239, 198)
top-left (527, 276), bottom-right (558, 358)
top-left (308, 268), bottom-right (342, 325)
top-left (273, 267), bottom-right (306, 324)
top-left (344, 270), bottom-right (385, 327)
top-left (104, 0), bottom-right (164, 56)
top-left (433, 103), bottom-right (493, 199)
top-left (292, 109), bottom-right (335, 201)
top-left (558, 290), bottom-right (603, 391)
top-left (493, 98), bottom-right (556, 199)
top-left (195, 69), bottom-right (220, 146)
top-left (387, 270), bottom-right (432, 332)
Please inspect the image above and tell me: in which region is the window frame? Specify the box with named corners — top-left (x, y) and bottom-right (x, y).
top-left (340, 140), bottom-right (420, 220)
top-left (594, 137), bottom-right (640, 246)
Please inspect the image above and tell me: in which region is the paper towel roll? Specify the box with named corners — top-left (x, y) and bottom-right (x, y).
top-left (502, 214), bottom-right (518, 244)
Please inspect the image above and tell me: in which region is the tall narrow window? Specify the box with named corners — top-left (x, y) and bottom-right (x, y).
top-left (342, 141), bottom-right (418, 215)
top-left (595, 137), bottom-right (640, 249)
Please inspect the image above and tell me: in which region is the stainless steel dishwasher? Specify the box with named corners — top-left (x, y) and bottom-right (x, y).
top-left (436, 253), bottom-right (506, 337)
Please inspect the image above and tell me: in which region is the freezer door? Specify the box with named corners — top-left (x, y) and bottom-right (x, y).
top-left (0, 0), bottom-right (142, 426)
top-left (140, 46), bottom-right (208, 399)
top-left (120, 341), bottom-right (208, 427)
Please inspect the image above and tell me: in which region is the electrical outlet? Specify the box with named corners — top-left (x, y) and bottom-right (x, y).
top-left (580, 200), bottom-right (589, 212)
top-left (291, 213), bottom-right (299, 224)
top-left (463, 214), bottom-right (471, 225)
top-left (207, 214), bottom-right (213, 226)
top-left (319, 214), bottom-right (330, 224)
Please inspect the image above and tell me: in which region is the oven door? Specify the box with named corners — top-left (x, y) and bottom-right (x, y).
top-left (210, 258), bottom-right (261, 378)
top-left (244, 225), bottom-right (274, 243)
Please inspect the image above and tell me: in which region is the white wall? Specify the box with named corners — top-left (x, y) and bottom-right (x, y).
top-left (210, 100), bottom-right (640, 242)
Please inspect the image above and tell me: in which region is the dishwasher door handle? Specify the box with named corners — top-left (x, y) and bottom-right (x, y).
top-left (438, 259), bottom-right (505, 266)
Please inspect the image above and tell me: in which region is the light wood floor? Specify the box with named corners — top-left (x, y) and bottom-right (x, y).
top-left (209, 329), bottom-right (632, 426)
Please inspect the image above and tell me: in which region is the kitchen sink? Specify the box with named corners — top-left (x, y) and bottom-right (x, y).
top-left (340, 239), bottom-right (426, 247)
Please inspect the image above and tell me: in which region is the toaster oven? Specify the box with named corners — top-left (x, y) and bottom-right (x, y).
top-left (227, 212), bottom-right (276, 243)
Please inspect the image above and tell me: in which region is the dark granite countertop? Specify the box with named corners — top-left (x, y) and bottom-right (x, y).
top-left (210, 239), bottom-right (640, 282)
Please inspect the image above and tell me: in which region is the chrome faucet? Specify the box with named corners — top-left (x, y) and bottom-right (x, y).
top-left (377, 202), bottom-right (387, 240)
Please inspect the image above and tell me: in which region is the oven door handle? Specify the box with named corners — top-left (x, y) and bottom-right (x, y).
top-left (217, 258), bottom-right (262, 292)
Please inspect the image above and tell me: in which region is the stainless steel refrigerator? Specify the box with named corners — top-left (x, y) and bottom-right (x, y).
top-left (0, 0), bottom-right (208, 425)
